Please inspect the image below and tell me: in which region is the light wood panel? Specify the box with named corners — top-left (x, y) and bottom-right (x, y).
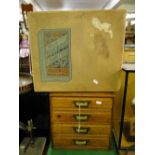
top-left (113, 69), bottom-right (135, 148)
top-left (50, 97), bottom-right (113, 110)
top-left (123, 49), bottom-right (135, 63)
top-left (51, 110), bottom-right (111, 124)
top-left (52, 124), bottom-right (111, 135)
top-left (53, 135), bottom-right (110, 149)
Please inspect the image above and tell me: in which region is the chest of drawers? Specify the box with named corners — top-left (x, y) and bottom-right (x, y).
top-left (50, 92), bottom-right (115, 149)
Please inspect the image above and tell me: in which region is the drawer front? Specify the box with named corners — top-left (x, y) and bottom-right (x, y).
top-left (52, 111), bottom-right (111, 124)
top-left (53, 135), bottom-right (110, 149)
top-left (52, 124), bottom-right (111, 135)
top-left (51, 97), bottom-right (112, 110)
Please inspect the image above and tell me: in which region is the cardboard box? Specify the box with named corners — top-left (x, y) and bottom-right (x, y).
top-left (28, 10), bottom-right (126, 92)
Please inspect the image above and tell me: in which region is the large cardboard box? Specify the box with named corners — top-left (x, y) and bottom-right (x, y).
top-left (28, 10), bottom-right (126, 92)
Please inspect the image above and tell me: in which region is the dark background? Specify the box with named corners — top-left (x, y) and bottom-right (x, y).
top-left (19, 90), bottom-right (50, 144)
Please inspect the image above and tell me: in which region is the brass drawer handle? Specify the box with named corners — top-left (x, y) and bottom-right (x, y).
top-left (73, 114), bottom-right (90, 121)
top-left (73, 101), bottom-right (90, 108)
top-left (73, 139), bottom-right (89, 145)
top-left (73, 127), bottom-right (90, 134)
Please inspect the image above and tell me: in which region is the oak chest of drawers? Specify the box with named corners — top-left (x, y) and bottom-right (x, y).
top-left (50, 92), bottom-right (115, 149)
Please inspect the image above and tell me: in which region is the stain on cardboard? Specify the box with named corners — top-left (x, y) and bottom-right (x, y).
top-left (94, 33), bottom-right (109, 58)
top-left (92, 17), bottom-right (113, 39)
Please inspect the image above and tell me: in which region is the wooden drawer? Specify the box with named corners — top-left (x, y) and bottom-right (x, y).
top-left (52, 124), bottom-right (111, 135)
top-left (51, 110), bottom-right (111, 124)
top-left (53, 135), bottom-right (110, 149)
top-left (50, 92), bottom-right (114, 149)
top-left (51, 97), bottom-right (112, 110)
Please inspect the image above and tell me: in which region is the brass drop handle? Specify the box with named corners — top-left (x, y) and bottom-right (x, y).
top-left (73, 114), bottom-right (90, 121)
top-left (73, 127), bottom-right (90, 134)
top-left (73, 101), bottom-right (90, 108)
top-left (73, 140), bottom-right (88, 145)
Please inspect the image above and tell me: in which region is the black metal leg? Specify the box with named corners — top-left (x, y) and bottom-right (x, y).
top-left (112, 129), bottom-right (120, 155)
top-left (118, 71), bottom-right (129, 149)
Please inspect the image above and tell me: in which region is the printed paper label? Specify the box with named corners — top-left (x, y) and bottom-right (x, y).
top-left (38, 28), bottom-right (71, 81)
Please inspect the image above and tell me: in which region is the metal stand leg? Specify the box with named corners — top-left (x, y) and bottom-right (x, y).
top-left (112, 129), bottom-right (120, 155)
top-left (118, 71), bottom-right (129, 149)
